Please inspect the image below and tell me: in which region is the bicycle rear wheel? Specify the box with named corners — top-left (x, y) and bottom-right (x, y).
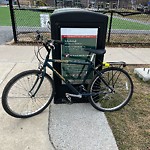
top-left (2, 70), bottom-right (54, 118)
top-left (88, 67), bottom-right (133, 112)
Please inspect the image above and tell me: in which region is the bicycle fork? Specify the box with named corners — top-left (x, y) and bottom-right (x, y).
top-left (28, 71), bottom-right (45, 98)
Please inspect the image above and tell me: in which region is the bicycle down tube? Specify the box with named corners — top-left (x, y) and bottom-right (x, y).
top-left (44, 58), bottom-right (91, 95)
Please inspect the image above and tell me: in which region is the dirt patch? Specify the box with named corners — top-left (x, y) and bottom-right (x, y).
top-left (109, 34), bottom-right (150, 44)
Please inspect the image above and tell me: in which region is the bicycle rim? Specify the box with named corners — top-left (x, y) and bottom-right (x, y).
top-left (88, 67), bottom-right (133, 111)
top-left (2, 70), bottom-right (54, 118)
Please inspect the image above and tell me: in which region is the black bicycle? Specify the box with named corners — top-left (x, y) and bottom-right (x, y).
top-left (2, 32), bottom-right (134, 118)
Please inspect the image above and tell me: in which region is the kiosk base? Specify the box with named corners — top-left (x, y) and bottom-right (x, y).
top-left (54, 84), bottom-right (89, 104)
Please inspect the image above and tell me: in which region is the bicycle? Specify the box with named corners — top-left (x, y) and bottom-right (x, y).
top-left (1, 31), bottom-right (134, 118)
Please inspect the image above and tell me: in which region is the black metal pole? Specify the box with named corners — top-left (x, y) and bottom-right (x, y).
top-left (16, 0), bottom-right (20, 8)
top-left (9, 0), bottom-right (17, 43)
top-left (54, 0), bottom-right (57, 7)
top-left (107, 10), bottom-right (113, 43)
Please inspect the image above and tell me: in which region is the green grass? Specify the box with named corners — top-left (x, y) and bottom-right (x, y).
top-left (15, 10), bottom-right (43, 27)
top-left (111, 17), bottom-right (150, 30)
top-left (0, 6), bottom-right (150, 31)
top-left (0, 7), bottom-right (50, 27)
top-left (0, 7), bottom-right (11, 26)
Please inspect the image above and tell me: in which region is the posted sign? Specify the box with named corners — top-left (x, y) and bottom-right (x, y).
top-left (61, 28), bottom-right (98, 84)
top-left (40, 14), bottom-right (50, 28)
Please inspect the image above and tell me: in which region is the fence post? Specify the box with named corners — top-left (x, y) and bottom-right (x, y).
top-left (107, 10), bottom-right (113, 43)
top-left (9, 0), bottom-right (17, 43)
top-left (16, 0), bottom-right (21, 8)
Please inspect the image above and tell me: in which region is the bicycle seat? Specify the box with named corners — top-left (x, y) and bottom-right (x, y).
top-left (84, 48), bottom-right (106, 55)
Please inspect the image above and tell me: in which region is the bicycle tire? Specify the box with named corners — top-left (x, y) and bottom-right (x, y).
top-left (2, 70), bottom-right (54, 118)
top-left (88, 67), bottom-right (133, 112)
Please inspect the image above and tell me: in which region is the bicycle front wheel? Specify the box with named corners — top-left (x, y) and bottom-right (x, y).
top-left (88, 67), bottom-right (133, 112)
top-left (2, 70), bottom-right (54, 118)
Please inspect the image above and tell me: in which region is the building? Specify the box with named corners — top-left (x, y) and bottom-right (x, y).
top-left (45, 0), bottom-right (131, 9)
top-left (8, 0), bottom-right (138, 9)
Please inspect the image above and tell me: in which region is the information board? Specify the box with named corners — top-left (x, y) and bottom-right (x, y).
top-left (61, 28), bottom-right (98, 84)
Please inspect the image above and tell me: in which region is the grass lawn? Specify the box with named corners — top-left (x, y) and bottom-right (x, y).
top-left (14, 9), bottom-right (45, 27)
top-left (0, 7), bottom-right (11, 26)
top-left (0, 6), bottom-right (51, 27)
top-left (0, 6), bottom-right (150, 30)
top-left (105, 65), bottom-right (150, 150)
top-left (111, 17), bottom-right (150, 30)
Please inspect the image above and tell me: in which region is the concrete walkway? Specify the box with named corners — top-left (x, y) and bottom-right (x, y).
top-left (0, 45), bottom-right (149, 150)
top-left (105, 47), bottom-right (150, 64)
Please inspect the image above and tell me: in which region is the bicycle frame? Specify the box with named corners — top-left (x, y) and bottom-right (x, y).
top-left (37, 51), bottom-right (114, 99)
top-left (33, 42), bottom-right (115, 98)
top-left (42, 54), bottom-right (95, 96)
top-left (1, 33), bottom-right (133, 119)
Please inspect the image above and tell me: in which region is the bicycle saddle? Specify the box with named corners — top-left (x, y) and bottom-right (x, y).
top-left (84, 48), bottom-right (106, 55)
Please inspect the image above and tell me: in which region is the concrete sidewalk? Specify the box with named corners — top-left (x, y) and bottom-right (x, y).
top-left (0, 45), bottom-right (149, 150)
top-left (0, 46), bottom-right (54, 149)
top-left (105, 47), bottom-right (150, 64)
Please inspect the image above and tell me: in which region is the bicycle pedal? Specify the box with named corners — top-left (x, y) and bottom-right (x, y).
top-left (66, 93), bottom-right (82, 98)
top-left (65, 93), bottom-right (72, 104)
top-left (62, 98), bottom-right (73, 104)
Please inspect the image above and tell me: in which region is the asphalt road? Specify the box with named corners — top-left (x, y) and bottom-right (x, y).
top-left (0, 26), bottom-right (13, 45)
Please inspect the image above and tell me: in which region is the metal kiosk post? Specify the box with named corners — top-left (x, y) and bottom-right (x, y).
top-left (50, 8), bottom-right (108, 104)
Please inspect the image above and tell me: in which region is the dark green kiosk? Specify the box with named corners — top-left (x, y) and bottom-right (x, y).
top-left (50, 8), bottom-right (108, 104)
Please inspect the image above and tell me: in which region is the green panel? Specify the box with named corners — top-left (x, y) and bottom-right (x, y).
top-left (61, 28), bottom-right (98, 84)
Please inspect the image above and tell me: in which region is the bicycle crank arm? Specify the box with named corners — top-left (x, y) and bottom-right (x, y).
top-left (66, 93), bottom-right (82, 98)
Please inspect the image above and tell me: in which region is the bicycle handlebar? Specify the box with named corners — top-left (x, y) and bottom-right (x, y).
top-left (35, 30), bottom-right (64, 48)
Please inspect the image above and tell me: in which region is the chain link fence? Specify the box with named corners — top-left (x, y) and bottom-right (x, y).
top-left (10, 3), bottom-right (150, 45)
top-left (13, 7), bottom-right (53, 43)
top-left (105, 10), bottom-right (150, 44)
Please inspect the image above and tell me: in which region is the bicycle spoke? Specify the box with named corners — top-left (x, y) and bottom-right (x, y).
top-left (88, 67), bottom-right (133, 111)
top-left (2, 70), bottom-right (54, 118)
